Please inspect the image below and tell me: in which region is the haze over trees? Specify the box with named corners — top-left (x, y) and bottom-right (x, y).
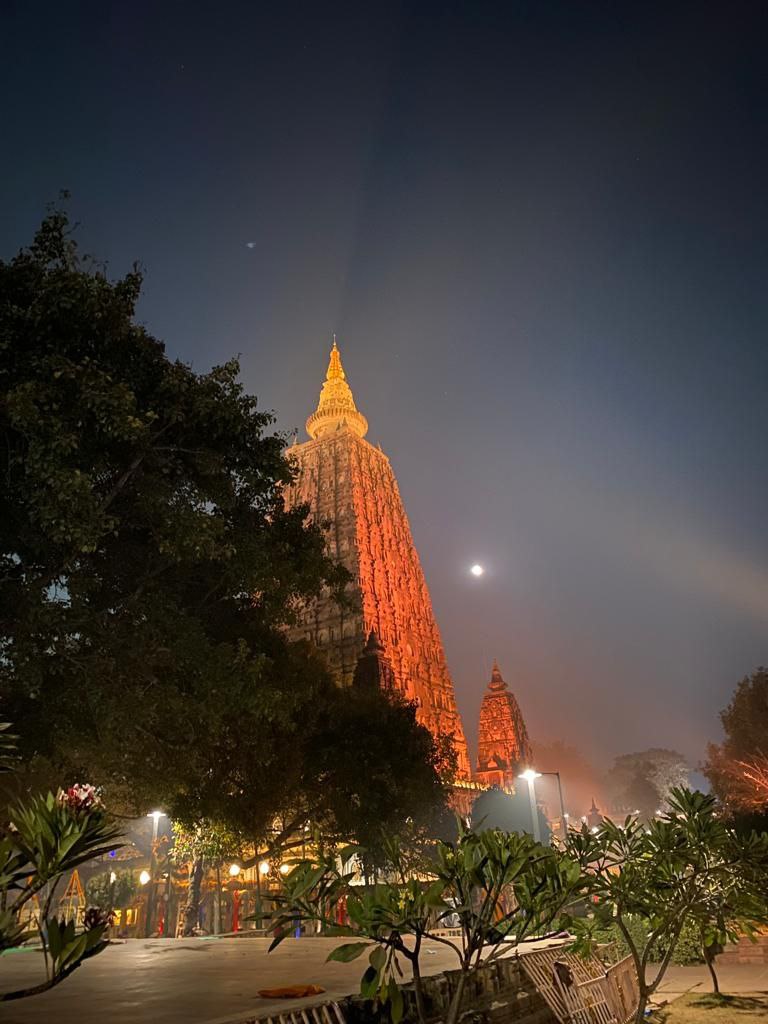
top-left (0, 206), bottom-right (452, 860)
top-left (606, 748), bottom-right (689, 817)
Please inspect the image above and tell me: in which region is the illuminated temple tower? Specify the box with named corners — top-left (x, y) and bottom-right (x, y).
top-left (474, 660), bottom-right (532, 789)
top-left (285, 340), bottom-right (471, 778)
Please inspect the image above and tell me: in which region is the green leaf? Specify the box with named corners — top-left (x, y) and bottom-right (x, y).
top-left (360, 965), bottom-right (379, 999)
top-left (326, 942), bottom-right (372, 963)
top-left (388, 977), bottom-right (404, 1023)
top-left (369, 945), bottom-right (386, 971)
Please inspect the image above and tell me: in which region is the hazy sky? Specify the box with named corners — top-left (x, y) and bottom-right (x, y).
top-left (3, 1), bottom-right (767, 774)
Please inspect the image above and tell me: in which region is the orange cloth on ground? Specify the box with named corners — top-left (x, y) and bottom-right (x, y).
top-left (258, 985), bottom-right (326, 998)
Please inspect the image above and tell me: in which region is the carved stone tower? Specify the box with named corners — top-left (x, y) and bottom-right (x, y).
top-left (475, 660), bottom-right (532, 789)
top-left (284, 340), bottom-right (471, 778)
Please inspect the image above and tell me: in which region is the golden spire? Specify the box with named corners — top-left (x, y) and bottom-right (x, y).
top-left (489, 659), bottom-right (507, 691)
top-left (306, 337), bottom-right (368, 440)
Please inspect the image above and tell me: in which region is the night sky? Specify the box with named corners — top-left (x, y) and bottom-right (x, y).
top-left (3, 2), bottom-right (767, 776)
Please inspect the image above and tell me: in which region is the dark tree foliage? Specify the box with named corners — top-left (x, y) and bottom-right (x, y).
top-left (705, 667), bottom-right (768, 814)
top-left (470, 786), bottom-right (551, 843)
top-left (0, 206), bottom-right (451, 846)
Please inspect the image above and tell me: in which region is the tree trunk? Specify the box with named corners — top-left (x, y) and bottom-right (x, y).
top-left (213, 864), bottom-right (222, 935)
top-left (634, 985), bottom-right (650, 1024)
top-left (445, 971), bottom-right (467, 1024)
top-left (411, 957), bottom-right (428, 1024)
top-left (704, 944), bottom-right (720, 994)
top-left (182, 857), bottom-right (205, 937)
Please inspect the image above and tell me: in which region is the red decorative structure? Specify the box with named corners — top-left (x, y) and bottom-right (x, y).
top-left (285, 340), bottom-right (471, 778)
top-left (474, 660), bottom-right (533, 790)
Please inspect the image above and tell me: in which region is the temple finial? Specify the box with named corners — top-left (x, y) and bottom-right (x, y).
top-left (326, 336), bottom-right (345, 382)
top-left (489, 659), bottom-right (507, 690)
top-left (306, 338), bottom-right (368, 440)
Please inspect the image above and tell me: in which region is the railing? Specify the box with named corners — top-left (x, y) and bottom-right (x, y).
top-left (238, 1002), bottom-right (346, 1024)
top-left (519, 945), bottom-right (640, 1024)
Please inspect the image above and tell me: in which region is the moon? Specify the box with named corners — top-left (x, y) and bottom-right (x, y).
top-left (470, 564), bottom-right (484, 577)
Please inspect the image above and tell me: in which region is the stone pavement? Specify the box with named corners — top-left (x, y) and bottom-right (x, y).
top-left (3, 936), bottom-right (767, 1024)
top-left (0, 935), bottom-right (459, 1024)
top-left (652, 962), bottom-right (768, 1002)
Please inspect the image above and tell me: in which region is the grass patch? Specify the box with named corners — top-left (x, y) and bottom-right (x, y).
top-left (651, 992), bottom-right (768, 1021)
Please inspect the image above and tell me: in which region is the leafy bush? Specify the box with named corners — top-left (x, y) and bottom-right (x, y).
top-left (595, 915), bottom-right (704, 965)
top-left (86, 869), bottom-right (139, 911)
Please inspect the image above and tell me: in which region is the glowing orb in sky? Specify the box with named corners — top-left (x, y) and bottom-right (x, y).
top-left (470, 564), bottom-right (485, 577)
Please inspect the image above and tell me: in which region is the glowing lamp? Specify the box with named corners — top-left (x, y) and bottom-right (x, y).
top-left (109, 871), bottom-right (117, 884)
top-left (139, 870), bottom-right (151, 885)
top-left (518, 769), bottom-right (541, 783)
top-left (279, 863), bottom-right (290, 876)
top-left (147, 810), bottom-right (165, 821)
top-left (470, 564), bottom-right (484, 577)
top-left (228, 863), bottom-right (241, 877)
top-left (258, 861), bottom-right (270, 876)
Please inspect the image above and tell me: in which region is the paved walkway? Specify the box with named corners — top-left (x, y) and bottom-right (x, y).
top-left (3, 936), bottom-right (767, 1024)
top-left (652, 962), bottom-right (768, 1001)
top-left (0, 935), bottom-right (459, 1024)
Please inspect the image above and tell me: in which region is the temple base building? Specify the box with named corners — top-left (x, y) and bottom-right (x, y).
top-left (285, 340), bottom-right (471, 779)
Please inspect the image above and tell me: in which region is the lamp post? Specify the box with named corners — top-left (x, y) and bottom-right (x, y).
top-left (144, 810), bottom-right (165, 938)
top-left (539, 770), bottom-right (567, 840)
top-left (518, 769), bottom-right (542, 842)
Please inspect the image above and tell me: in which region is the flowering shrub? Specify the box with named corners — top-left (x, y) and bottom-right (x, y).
top-left (0, 745), bottom-right (123, 1002)
top-left (56, 784), bottom-right (103, 817)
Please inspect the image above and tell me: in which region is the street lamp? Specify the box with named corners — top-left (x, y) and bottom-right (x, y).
top-left (538, 770), bottom-right (568, 840)
top-left (228, 863), bottom-right (241, 878)
top-left (518, 769), bottom-right (542, 842)
top-left (144, 811), bottom-right (166, 938)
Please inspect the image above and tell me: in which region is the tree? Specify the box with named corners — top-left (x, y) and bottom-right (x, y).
top-left (0, 201), bottom-right (347, 807)
top-left (163, 674), bottom-right (456, 877)
top-left (0, 206), bottom-right (454, 889)
top-left (470, 785), bottom-right (551, 842)
top-left (606, 748), bottom-right (689, 816)
top-left (569, 788), bottom-right (768, 1023)
top-left (86, 869), bottom-right (139, 912)
top-left (170, 821), bottom-right (243, 936)
top-left (705, 668), bottom-right (768, 812)
top-left (272, 824), bottom-right (583, 1024)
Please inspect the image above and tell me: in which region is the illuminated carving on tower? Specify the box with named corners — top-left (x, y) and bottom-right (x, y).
top-left (285, 340), bottom-right (471, 778)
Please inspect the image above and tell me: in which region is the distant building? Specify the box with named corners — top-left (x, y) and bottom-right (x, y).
top-left (474, 660), bottom-right (533, 790)
top-left (284, 340), bottom-right (471, 778)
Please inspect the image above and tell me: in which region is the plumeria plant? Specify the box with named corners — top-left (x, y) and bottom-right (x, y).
top-left (567, 788), bottom-right (768, 1023)
top-left (269, 824), bottom-right (583, 1024)
top-left (0, 729), bottom-right (124, 1001)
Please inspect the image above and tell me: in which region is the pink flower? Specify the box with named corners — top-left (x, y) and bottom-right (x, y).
top-left (57, 783), bottom-right (103, 816)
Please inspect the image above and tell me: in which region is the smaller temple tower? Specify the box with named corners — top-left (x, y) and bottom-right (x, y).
top-left (352, 630), bottom-right (396, 692)
top-left (474, 660), bottom-right (533, 790)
